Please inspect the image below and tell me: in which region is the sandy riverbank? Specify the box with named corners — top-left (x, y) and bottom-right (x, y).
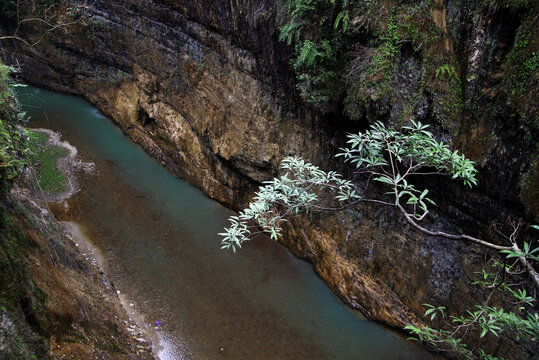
top-left (31, 128), bottom-right (161, 358)
top-left (62, 221), bottom-right (164, 357)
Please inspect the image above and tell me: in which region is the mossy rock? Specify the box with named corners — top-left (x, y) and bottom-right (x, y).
top-left (27, 131), bottom-right (68, 195)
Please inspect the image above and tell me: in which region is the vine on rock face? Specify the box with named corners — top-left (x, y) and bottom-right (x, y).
top-left (219, 120), bottom-right (538, 358)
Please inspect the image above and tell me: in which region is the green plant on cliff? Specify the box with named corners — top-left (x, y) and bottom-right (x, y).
top-left (279, 0), bottom-right (464, 127)
top-left (220, 120), bottom-right (482, 250)
top-left (0, 63), bottom-right (27, 195)
top-left (0, 59), bottom-right (51, 360)
top-left (406, 221), bottom-right (539, 360)
top-left (220, 120), bottom-right (539, 358)
top-left (342, 9), bottom-right (406, 120)
top-left (279, 0), bottom-right (349, 112)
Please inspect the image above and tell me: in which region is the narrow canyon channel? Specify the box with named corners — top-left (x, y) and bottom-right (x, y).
top-left (19, 86), bottom-right (435, 360)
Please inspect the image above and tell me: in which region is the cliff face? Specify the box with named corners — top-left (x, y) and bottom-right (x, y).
top-left (2, 0), bottom-right (340, 209)
top-left (0, 59), bottom-right (152, 359)
top-left (0, 184), bottom-right (153, 359)
top-left (1, 0), bottom-right (536, 351)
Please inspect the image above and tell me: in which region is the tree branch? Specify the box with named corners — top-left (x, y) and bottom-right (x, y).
top-left (397, 204), bottom-right (539, 289)
top-left (0, 0), bottom-right (83, 47)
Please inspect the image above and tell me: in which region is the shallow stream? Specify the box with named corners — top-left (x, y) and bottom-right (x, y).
top-left (19, 86), bottom-right (434, 360)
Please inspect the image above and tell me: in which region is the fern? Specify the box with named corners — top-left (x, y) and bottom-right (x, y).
top-left (279, 20), bottom-right (302, 45)
top-left (298, 40), bottom-right (320, 67)
top-left (435, 64), bottom-right (458, 81)
top-left (334, 9), bottom-right (349, 31)
top-left (278, 0), bottom-right (350, 112)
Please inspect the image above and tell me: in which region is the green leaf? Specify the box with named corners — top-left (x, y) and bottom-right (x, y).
top-left (334, 10), bottom-right (349, 31)
top-left (374, 176), bottom-right (394, 185)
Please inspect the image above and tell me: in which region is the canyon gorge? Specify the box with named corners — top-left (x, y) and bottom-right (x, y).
top-left (1, 0), bottom-right (537, 358)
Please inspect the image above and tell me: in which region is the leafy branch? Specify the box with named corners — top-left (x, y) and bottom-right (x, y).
top-left (219, 120), bottom-right (538, 358)
top-left (406, 223), bottom-right (538, 360)
top-left (221, 120), bottom-right (538, 288)
top-left (336, 120), bottom-right (538, 288)
top-left (220, 156), bottom-right (361, 252)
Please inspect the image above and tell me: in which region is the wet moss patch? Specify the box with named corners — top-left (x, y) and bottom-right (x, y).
top-left (27, 131), bottom-right (67, 195)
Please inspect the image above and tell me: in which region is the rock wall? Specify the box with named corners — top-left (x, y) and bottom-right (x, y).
top-left (0, 184), bottom-right (153, 359)
top-left (1, 0), bottom-right (536, 355)
top-left (2, 0), bottom-right (341, 209)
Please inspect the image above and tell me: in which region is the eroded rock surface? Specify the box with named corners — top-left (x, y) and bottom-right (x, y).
top-left (0, 184), bottom-right (153, 359)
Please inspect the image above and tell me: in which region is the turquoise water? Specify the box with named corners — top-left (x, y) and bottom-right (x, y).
top-left (19, 86), bottom-right (435, 360)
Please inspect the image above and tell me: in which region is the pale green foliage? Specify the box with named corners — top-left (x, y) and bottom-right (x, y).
top-left (220, 120), bottom-right (538, 358)
top-left (339, 120), bottom-right (477, 186)
top-left (338, 120), bottom-right (477, 219)
top-left (406, 281), bottom-right (538, 360)
top-left (220, 156), bottom-right (359, 252)
top-left (405, 224), bottom-right (539, 360)
top-left (221, 120), bottom-right (478, 249)
top-left (500, 241), bottom-right (539, 262)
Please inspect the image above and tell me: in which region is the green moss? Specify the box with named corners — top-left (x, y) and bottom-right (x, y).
top-left (341, 0), bottom-right (466, 126)
top-left (280, 1), bottom-right (460, 122)
top-left (0, 63), bottom-right (28, 196)
top-left (343, 7), bottom-right (407, 120)
top-left (27, 131), bottom-right (67, 195)
top-left (500, 10), bottom-right (538, 128)
top-left (282, 0), bottom-right (532, 133)
top-left (0, 210), bottom-right (50, 360)
top-left (519, 157), bottom-right (539, 219)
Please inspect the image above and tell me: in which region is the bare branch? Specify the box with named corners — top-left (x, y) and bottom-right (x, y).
top-left (0, 0), bottom-right (83, 47)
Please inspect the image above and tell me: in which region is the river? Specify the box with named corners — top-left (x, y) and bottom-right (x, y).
top-left (19, 86), bottom-right (434, 360)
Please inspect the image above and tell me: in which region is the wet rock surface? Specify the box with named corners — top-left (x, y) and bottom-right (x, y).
top-left (0, 184), bottom-right (153, 359)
